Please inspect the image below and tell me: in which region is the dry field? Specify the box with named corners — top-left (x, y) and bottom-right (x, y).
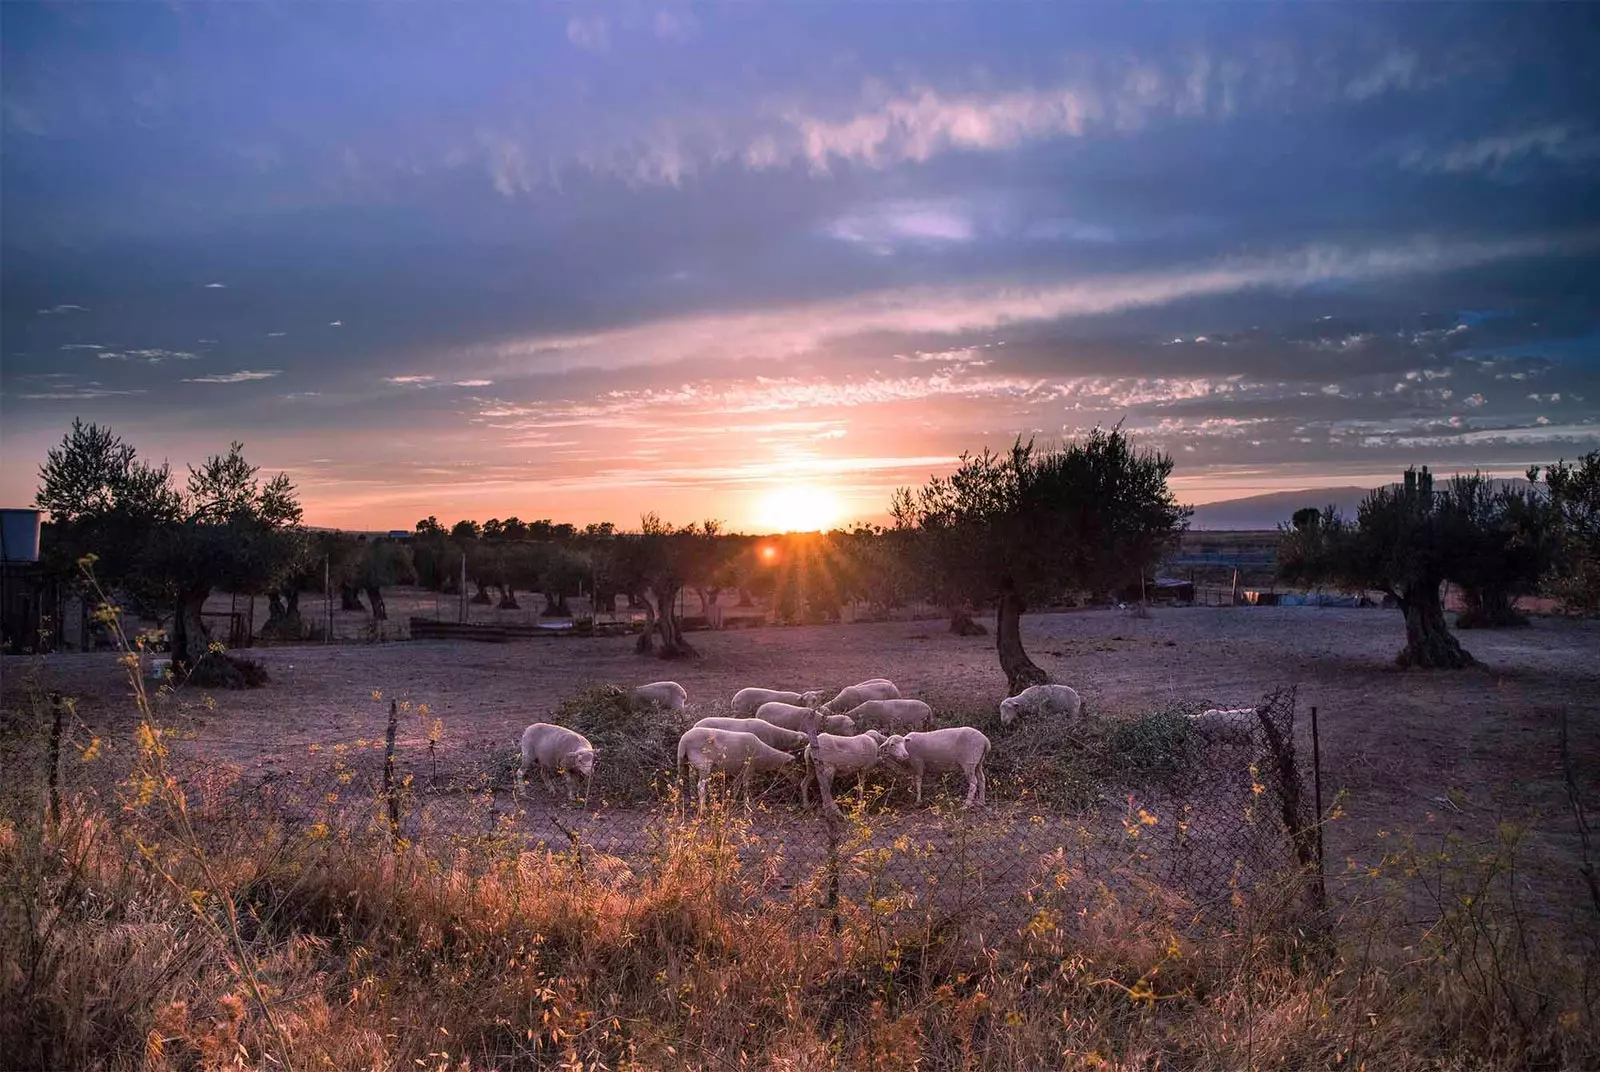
top-left (8, 602), bottom-right (1599, 923)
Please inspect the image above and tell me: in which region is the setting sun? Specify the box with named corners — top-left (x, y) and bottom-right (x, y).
top-left (754, 484), bottom-right (843, 533)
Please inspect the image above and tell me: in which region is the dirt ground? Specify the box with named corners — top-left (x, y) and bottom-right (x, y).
top-left (5, 603), bottom-right (1598, 932)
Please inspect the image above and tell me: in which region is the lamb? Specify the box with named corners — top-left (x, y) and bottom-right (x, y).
top-left (517, 723), bottom-right (596, 802)
top-left (844, 698), bottom-right (934, 734)
top-left (692, 716), bottom-right (810, 752)
top-left (818, 679), bottom-right (900, 715)
top-left (802, 731), bottom-right (885, 815)
top-left (998, 683), bottom-right (1083, 727)
top-left (632, 681), bottom-right (688, 712)
top-left (753, 700), bottom-right (856, 737)
top-left (676, 726), bottom-right (796, 809)
top-left (1187, 707), bottom-right (1261, 744)
top-left (731, 687), bottom-right (828, 717)
top-left (878, 727), bottom-right (991, 807)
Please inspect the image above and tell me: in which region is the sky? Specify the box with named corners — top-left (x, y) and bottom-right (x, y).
top-left (3, 4), bottom-right (1598, 532)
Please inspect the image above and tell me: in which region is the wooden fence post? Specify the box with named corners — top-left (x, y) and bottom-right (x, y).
top-left (384, 699), bottom-right (401, 844)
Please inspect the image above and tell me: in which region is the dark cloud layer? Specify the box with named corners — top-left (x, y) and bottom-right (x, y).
top-left (2, 4), bottom-right (1597, 528)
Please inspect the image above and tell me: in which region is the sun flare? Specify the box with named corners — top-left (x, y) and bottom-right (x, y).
top-left (754, 484), bottom-right (843, 533)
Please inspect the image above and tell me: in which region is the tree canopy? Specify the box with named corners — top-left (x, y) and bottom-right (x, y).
top-left (893, 429), bottom-right (1189, 693)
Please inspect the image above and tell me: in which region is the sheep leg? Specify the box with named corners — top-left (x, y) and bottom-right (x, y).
top-left (818, 766), bottom-right (839, 818)
top-left (913, 768), bottom-right (923, 806)
top-left (977, 760), bottom-right (987, 806)
top-left (963, 764), bottom-right (979, 808)
top-left (696, 768), bottom-right (708, 811)
top-left (539, 763), bottom-right (557, 796)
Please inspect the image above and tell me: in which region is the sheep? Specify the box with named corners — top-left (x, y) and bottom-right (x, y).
top-left (878, 727), bottom-right (991, 807)
top-left (802, 732), bottom-right (885, 815)
top-left (818, 679), bottom-right (900, 715)
top-left (998, 683), bottom-right (1083, 727)
top-left (844, 698), bottom-right (934, 734)
top-left (731, 687), bottom-right (828, 717)
top-left (692, 716), bottom-right (810, 752)
top-left (1187, 707), bottom-right (1261, 744)
top-left (632, 681), bottom-right (688, 712)
top-left (676, 727), bottom-right (795, 809)
top-left (753, 700), bottom-right (856, 737)
top-left (517, 723), bottom-right (596, 802)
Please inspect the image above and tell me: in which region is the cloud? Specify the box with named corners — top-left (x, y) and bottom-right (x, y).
top-left (266, 331), bottom-right (287, 337)
top-left (36, 304), bottom-right (86, 315)
top-left (385, 375), bottom-right (436, 385)
top-left (470, 231), bottom-right (1594, 376)
top-left (183, 369), bottom-right (282, 383)
top-left (328, 320), bottom-right (343, 327)
top-left (98, 348), bottom-right (200, 364)
top-left (453, 379), bottom-right (494, 387)
top-left (204, 282), bottom-right (228, 289)
top-left (1405, 124), bottom-right (1600, 175)
top-left (59, 343), bottom-right (107, 351)
top-left (828, 200), bottom-right (977, 249)
top-left (566, 14), bottom-right (609, 52)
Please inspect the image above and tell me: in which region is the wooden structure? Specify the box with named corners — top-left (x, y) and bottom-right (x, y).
top-left (1, 562), bottom-right (57, 655)
top-left (409, 616), bottom-right (642, 643)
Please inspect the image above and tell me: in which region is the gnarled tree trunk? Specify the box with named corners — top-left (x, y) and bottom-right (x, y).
top-left (1395, 582), bottom-right (1475, 668)
top-left (1457, 585), bottom-right (1525, 629)
top-left (261, 589), bottom-right (304, 639)
top-left (365, 585), bottom-right (388, 621)
top-left (497, 585), bottom-right (520, 610)
top-left (654, 586), bottom-right (698, 659)
top-left (171, 586), bottom-right (212, 669)
top-left (996, 583), bottom-right (1048, 695)
top-left (948, 605), bottom-right (988, 636)
top-left (471, 581), bottom-right (493, 605)
top-left (339, 583), bottom-right (366, 612)
top-left (542, 592), bottom-right (571, 617)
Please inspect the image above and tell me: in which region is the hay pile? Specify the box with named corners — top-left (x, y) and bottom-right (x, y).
top-left (548, 685), bottom-right (691, 804)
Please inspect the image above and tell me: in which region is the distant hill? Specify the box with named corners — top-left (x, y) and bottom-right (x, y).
top-left (1188, 488), bottom-right (1371, 531)
top-left (1188, 477), bottom-right (1529, 531)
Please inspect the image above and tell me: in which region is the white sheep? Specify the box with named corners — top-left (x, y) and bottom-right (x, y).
top-left (753, 700), bottom-right (856, 737)
top-left (676, 726), bottom-right (796, 809)
top-left (802, 731), bottom-right (885, 815)
top-left (517, 723), bottom-right (596, 802)
top-left (818, 679), bottom-right (900, 715)
top-left (692, 716), bottom-right (810, 752)
top-left (730, 687), bottom-right (827, 716)
top-left (844, 698), bottom-right (934, 734)
top-left (1187, 707), bottom-right (1261, 744)
top-left (878, 727), bottom-right (991, 807)
top-left (632, 681), bottom-right (688, 712)
top-left (998, 683), bottom-right (1083, 727)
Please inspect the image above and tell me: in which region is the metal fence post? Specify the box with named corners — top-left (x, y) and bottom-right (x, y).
top-left (46, 692), bottom-right (65, 827)
top-left (1311, 704), bottom-right (1327, 912)
top-left (384, 699), bottom-right (401, 844)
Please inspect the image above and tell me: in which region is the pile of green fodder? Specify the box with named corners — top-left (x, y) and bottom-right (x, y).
top-left (982, 701), bottom-right (1204, 812)
top-left (536, 684), bottom-right (690, 805)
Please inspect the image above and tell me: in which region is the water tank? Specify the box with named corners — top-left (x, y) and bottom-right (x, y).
top-left (0, 509), bottom-right (42, 563)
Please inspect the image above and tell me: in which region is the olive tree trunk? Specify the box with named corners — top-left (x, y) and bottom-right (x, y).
top-left (995, 584), bottom-right (1048, 695)
top-left (1457, 586), bottom-right (1525, 629)
top-left (497, 585), bottom-right (520, 610)
top-left (365, 585), bottom-right (388, 621)
top-left (948, 605), bottom-right (988, 636)
top-left (1395, 582), bottom-right (1475, 668)
top-left (542, 592), bottom-right (572, 617)
top-left (339, 583), bottom-right (366, 612)
top-left (654, 588), bottom-right (698, 659)
top-left (171, 587), bottom-right (213, 669)
top-left (470, 581), bottom-right (493, 605)
top-left (635, 591), bottom-right (657, 654)
top-left (261, 589), bottom-right (304, 639)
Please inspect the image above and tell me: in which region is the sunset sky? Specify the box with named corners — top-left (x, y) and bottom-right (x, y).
top-left (3, 5), bottom-right (1597, 532)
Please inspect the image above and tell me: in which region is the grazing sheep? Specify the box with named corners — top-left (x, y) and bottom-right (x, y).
top-left (1187, 707), bottom-right (1261, 744)
top-left (818, 679), bottom-right (900, 715)
top-left (754, 701), bottom-right (856, 737)
top-left (731, 687), bottom-right (829, 716)
top-left (878, 727), bottom-right (991, 807)
top-left (802, 732), bottom-right (884, 815)
top-left (998, 683), bottom-right (1083, 727)
top-left (676, 727), bottom-right (795, 809)
top-left (632, 681), bottom-right (688, 712)
top-left (845, 698), bottom-right (934, 734)
top-left (518, 723), bottom-right (596, 802)
top-left (732, 687), bottom-right (803, 716)
top-left (692, 716), bottom-right (810, 751)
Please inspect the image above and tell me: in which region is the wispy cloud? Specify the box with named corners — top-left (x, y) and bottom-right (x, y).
top-left (183, 369), bottom-right (281, 383)
top-left (329, 320), bottom-right (343, 327)
top-left (266, 331), bottom-right (287, 338)
top-left (98, 348), bottom-right (200, 364)
top-left (15, 383), bottom-right (148, 400)
top-left (386, 375), bottom-right (435, 385)
top-left (60, 343), bottom-right (107, 351)
top-left (828, 199), bottom-right (977, 249)
top-left (1404, 123), bottom-right (1600, 175)
top-left (453, 379), bottom-right (494, 387)
top-left (36, 304), bottom-right (86, 315)
top-left (471, 232), bottom-right (1592, 375)
top-left (203, 282), bottom-right (228, 289)
top-left (566, 14), bottom-right (609, 52)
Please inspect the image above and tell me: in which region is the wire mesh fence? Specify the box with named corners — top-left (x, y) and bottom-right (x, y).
top-left (67, 684), bottom-right (1323, 945)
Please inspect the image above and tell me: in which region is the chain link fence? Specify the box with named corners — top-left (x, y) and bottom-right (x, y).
top-left (99, 685), bottom-right (1321, 944)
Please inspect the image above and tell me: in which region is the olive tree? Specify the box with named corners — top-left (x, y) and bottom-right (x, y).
top-left (1532, 451), bottom-right (1600, 615)
top-left (893, 430), bottom-right (1189, 694)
